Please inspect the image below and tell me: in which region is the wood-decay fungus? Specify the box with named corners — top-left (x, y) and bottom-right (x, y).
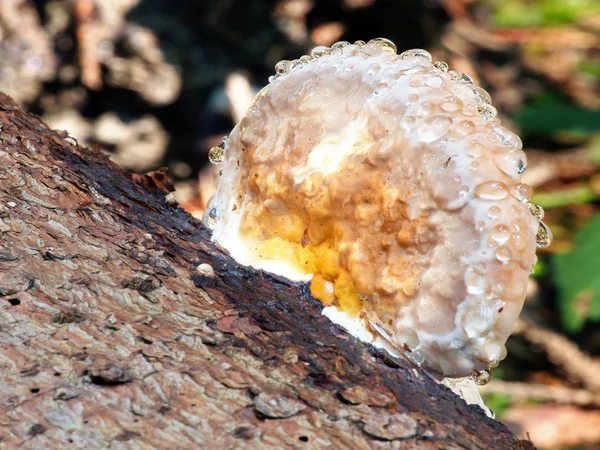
top-left (205, 38), bottom-right (552, 383)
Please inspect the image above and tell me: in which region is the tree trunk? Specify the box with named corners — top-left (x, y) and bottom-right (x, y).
top-left (0, 93), bottom-right (533, 449)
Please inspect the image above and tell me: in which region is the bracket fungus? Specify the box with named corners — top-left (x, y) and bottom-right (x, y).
top-left (204, 39), bottom-right (552, 381)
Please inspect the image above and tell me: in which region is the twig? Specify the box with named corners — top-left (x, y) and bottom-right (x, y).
top-left (515, 319), bottom-right (600, 393)
top-left (480, 380), bottom-right (600, 408)
top-left (73, 0), bottom-right (102, 90)
top-left (532, 184), bottom-right (595, 209)
top-left (523, 148), bottom-right (598, 189)
top-left (491, 27), bottom-right (598, 49)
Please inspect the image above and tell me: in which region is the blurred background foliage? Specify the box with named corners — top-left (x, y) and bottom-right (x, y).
top-left (1, 0), bottom-right (599, 448)
top-left (490, 0), bottom-right (600, 28)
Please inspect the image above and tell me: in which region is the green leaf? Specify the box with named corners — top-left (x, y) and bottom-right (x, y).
top-left (531, 185), bottom-right (596, 209)
top-left (580, 61), bottom-right (600, 79)
top-left (513, 103), bottom-right (600, 137)
top-left (482, 393), bottom-right (512, 419)
top-left (531, 256), bottom-right (548, 279)
top-left (587, 134), bottom-right (600, 165)
top-left (553, 214), bottom-right (600, 332)
top-left (489, 0), bottom-right (600, 28)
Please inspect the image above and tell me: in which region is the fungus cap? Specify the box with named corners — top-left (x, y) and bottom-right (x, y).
top-left (205, 39), bottom-right (551, 378)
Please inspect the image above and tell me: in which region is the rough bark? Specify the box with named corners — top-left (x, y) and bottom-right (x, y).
top-left (0, 93), bottom-right (534, 449)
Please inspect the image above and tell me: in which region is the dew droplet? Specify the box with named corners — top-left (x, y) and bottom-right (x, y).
top-left (488, 124), bottom-right (523, 150)
top-left (471, 370), bottom-right (491, 386)
top-left (342, 44), bottom-right (360, 57)
top-left (448, 70), bottom-right (460, 80)
top-left (493, 150), bottom-right (521, 176)
top-left (489, 299), bottom-right (503, 311)
top-left (469, 85), bottom-right (492, 105)
top-left (488, 133), bottom-right (502, 145)
top-left (495, 245), bottom-right (513, 263)
top-left (528, 203), bottom-right (545, 220)
top-left (448, 70), bottom-right (474, 84)
top-left (311, 46), bottom-right (330, 58)
top-left (401, 115), bottom-right (416, 131)
top-left (536, 221), bottom-right (553, 248)
top-left (475, 221), bottom-right (486, 232)
top-left (444, 185), bottom-right (471, 209)
top-left (367, 63), bottom-right (381, 76)
top-left (331, 41), bottom-right (350, 52)
top-left (426, 75), bottom-right (443, 88)
top-left (510, 231), bottom-right (528, 252)
top-left (409, 75), bottom-right (425, 87)
top-left (369, 37), bottom-right (397, 53)
top-left (448, 81), bottom-right (475, 99)
top-left (374, 80), bottom-right (389, 95)
top-left (474, 262), bottom-right (487, 274)
top-left (418, 115), bottom-right (452, 143)
top-left (208, 141), bottom-right (225, 164)
top-left (275, 60), bottom-right (292, 75)
top-left (474, 181), bottom-right (509, 200)
top-left (459, 72), bottom-right (474, 83)
top-left (468, 141), bottom-right (484, 157)
top-left (299, 55), bottom-right (312, 64)
top-left (416, 101), bottom-right (435, 117)
top-left (517, 154), bottom-right (528, 174)
top-left (382, 67), bottom-right (401, 82)
top-left (440, 96), bottom-right (463, 112)
top-left (499, 346), bottom-right (508, 361)
top-left (455, 120), bottom-right (475, 138)
top-left (354, 40), bottom-right (366, 47)
top-left (478, 104), bottom-right (497, 122)
top-left (466, 268), bottom-right (487, 294)
top-left (491, 224), bottom-right (511, 244)
top-left (450, 339), bottom-right (463, 349)
top-left (469, 161), bottom-right (479, 171)
top-left (433, 61), bottom-right (449, 72)
top-left (407, 93), bottom-right (419, 104)
top-left (487, 206), bottom-right (501, 219)
top-left (462, 102), bottom-right (479, 117)
top-left (511, 217), bottom-right (528, 233)
top-left (206, 208), bottom-right (218, 228)
top-left (409, 349), bottom-right (425, 365)
top-left (462, 309), bottom-right (493, 338)
top-left (510, 183), bottom-right (533, 202)
top-left (363, 41), bottom-right (384, 56)
top-left (399, 48), bottom-right (432, 62)
top-left (509, 133), bottom-right (523, 151)
top-left (484, 343), bottom-right (503, 363)
top-left (491, 281), bottom-right (505, 296)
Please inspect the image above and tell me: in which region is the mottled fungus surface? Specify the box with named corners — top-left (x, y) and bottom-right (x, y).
top-left (205, 39), bottom-right (552, 379)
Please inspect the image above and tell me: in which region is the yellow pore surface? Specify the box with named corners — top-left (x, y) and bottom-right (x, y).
top-left (241, 211), bottom-right (363, 316)
top-left (236, 137), bottom-right (433, 326)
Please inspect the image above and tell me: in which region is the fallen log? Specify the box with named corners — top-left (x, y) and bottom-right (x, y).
top-left (0, 93), bottom-right (533, 449)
